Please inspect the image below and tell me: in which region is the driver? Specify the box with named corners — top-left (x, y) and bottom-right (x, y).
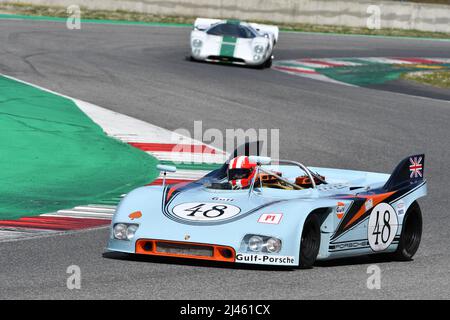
top-left (227, 156), bottom-right (257, 189)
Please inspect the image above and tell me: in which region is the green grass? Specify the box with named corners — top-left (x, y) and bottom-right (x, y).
top-left (402, 70), bottom-right (450, 89)
top-left (1, 2), bottom-right (450, 39)
top-left (0, 2), bottom-right (192, 24)
top-left (0, 75), bottom-right (159, 219)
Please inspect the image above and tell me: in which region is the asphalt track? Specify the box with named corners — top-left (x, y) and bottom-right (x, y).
top-left (1, 19), bottom-right (450, 299)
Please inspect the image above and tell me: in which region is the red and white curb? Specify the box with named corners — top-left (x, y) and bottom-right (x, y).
top-left (74, 99), bottom-right (225, 184)
top-left (272, 57), bottom-right (450, 85)
top-left (272, 58), bottom-right (359, 85)
top-left (0, 75), bottom-right (226, 241)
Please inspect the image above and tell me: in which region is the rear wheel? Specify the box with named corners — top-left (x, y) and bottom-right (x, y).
top-left (298, 213), bottom-right (321, 269)
top-left (391, 201), bottom-right (422, 261)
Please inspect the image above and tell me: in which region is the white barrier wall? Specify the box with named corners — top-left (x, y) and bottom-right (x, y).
top-left (6, 0), bottom-right (450, 33)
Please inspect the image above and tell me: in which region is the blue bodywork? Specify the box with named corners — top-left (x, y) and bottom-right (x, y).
top-left (107, 154), bottom-right (427, 267)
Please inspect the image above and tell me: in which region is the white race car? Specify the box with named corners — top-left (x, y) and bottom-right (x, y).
top-left (190, 18), bottom-right (279, 68)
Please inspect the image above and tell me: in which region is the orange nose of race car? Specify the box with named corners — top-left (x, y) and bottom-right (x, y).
top-left (135, 239), bottom-right (236, 263)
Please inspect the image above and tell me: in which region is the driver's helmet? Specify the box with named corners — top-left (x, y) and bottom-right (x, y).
top-left (227, 156), bottom-right (257, 189)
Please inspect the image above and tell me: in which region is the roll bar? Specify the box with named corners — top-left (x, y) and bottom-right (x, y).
top-left (248, 158), bottom-right (327, 196)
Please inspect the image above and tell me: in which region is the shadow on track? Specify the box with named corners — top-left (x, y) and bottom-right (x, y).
top-left (103, 251), bottom-right (290, 271)
top-left (103, 251), bottom-right (406, 271)
top-left (185, 56), bottom-right (271, 70)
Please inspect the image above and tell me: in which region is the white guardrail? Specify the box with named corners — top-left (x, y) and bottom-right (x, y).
top-left (8, 0), bottom-right (450, 33)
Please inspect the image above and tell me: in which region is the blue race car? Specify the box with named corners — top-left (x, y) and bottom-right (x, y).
top-left (106, 143), bottom-right (426, 268)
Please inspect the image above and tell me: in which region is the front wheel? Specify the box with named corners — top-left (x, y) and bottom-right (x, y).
top-left (257, 58), bottom-right (272, 69)
top-left (263, 57), bottom-right (272, 68)
top-left (392, 201), bottom-right (422, 261)
top-left (298, 213), bottom-right (321, 269)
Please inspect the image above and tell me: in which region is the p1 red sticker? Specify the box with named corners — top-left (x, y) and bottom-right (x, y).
top-left (258, 213), bottom-right (283, 224)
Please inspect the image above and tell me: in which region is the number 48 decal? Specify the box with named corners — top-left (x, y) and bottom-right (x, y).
top-left (368, 203), bottom-right (398, 252)
top-left (185, 203), bottom-right (229, 218)
top-left (172, 202), bottom-right (241, 222)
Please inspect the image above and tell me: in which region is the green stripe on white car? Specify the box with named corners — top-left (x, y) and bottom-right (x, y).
top-left (220, 36), bottom-right (237, 58)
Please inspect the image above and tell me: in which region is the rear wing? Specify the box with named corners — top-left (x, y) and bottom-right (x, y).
top-left (383, 154), bottom-right (425, 191)
top-left (249, 23), bottom-right (279, 43)
top-left (194, 18), bottom-right (223, 31)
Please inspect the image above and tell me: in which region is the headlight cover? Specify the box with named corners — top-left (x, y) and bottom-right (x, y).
top-left (113, 223), bottom-right (139, 241)
top-left (253, 54), bottom-right (262, 61)
top-left (266, 237), bottom-right (282, 253)
top-left (254, 44), bottom-right (264, 54)
top-left (242, 234), bottom-right (282, 253)
top-left (248, 236), bottom-right (264, 252)
top-left (192, 39), bottom-right (203, 48)
top-left (126, 224), bottom-right (139, 240)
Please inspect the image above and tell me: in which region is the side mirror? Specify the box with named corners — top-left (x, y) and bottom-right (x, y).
top-left (156, 164), bottom-right (176, 188)
top-left (156, 164), bottom-right (177, 173)
top-left (249, 156), bottom-right (271, 165)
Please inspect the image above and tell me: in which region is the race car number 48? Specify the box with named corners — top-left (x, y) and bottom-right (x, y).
top-left (368, 202), bottom-right (398, 252)
top-left (172, 202), bottom-right (241, 221)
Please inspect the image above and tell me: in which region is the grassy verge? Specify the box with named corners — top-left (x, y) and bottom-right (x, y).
top-left (0, 2), bottom-right (192, 24)
top-left (1, 2), bottom-right (450, 39)
top-left (0, 75), bottom-right (159, 219)
top-left (401, 70), bottom-right (450, 89)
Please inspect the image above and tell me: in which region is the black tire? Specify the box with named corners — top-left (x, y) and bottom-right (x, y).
top-left (256, 57), bottom-right (272, 69)
top-left (391, 201), bottom-right (422, 261)
top-left (255, 62), bottom-right (265, 69)
top-left (298, 213), bottom-right (321, 269)
top-left (264, 57), bottom-right (273, 68)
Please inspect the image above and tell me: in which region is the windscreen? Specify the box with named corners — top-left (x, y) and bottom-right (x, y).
top-left (207, 23), bottom-right (256, 38)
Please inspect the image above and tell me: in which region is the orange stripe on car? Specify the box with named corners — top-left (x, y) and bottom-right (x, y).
top-left (344, 191), bottom-right (395, 229)
top-left (166, 182), bottom-right (191, 202)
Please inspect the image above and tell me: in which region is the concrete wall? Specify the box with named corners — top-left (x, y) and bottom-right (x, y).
top-left (7, 0), bottom-right (450, 33)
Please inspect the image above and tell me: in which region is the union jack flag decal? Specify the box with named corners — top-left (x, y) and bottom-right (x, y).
top-left (409, 156), bottom-right (423, 178)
